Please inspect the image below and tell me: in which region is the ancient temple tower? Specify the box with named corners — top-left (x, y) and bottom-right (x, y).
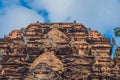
top-left (0, 22), bottom-right (120, 80)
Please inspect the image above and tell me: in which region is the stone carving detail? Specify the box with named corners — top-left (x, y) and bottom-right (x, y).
top-left (0, 22), bottom-right (120, 79)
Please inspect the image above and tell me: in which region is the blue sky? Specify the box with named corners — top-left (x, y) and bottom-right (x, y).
top-left (0, 0), bottom-right (120, 47)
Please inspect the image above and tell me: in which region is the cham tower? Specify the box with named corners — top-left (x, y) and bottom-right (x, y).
top-left (0, 22), bottom-right (120, 80)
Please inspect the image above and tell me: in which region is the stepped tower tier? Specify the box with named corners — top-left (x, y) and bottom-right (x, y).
top-left (115, 47), bottom-right (120, 60)
top-left (0, 22), bottom-right (120, 79)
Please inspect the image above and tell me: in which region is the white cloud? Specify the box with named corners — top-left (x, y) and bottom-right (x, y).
top-left (0, 4), bottom-right (44, 37)
top-left (27, 0), bottom-right (73, 21)
top-left (28, 0), bottom-right (120, 25)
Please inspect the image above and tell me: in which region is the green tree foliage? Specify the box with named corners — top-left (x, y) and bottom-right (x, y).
top-left (114, 27), bottom-right (120, 37)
